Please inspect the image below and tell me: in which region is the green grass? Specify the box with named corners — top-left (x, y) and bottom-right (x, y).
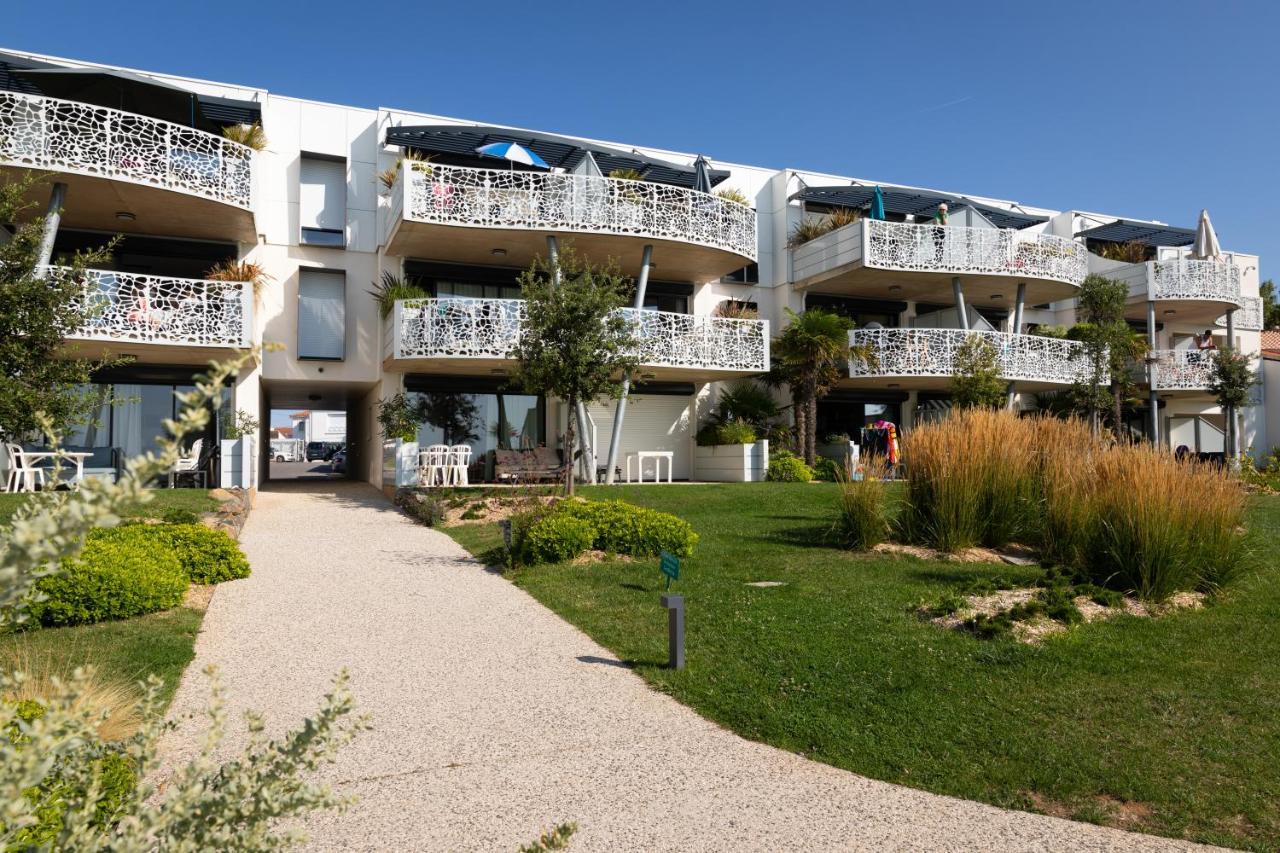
top-left (445, 483), bottom-right (1280, 851)
top-left (0, 607), bottom-right (204, 708)
top-left (0, 488), bottom-right (218, 526)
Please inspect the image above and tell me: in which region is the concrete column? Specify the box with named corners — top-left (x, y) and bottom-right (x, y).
top-left (604, 244), bottom-right (654, 485)
top-left (1147, 300), bottom-right (1159, 445)
top-left (546, 235), bottom-right (560, 281)
top-left (1225, 308), bottom-right (1237, 464)
top-left (952, 276), bottom-right (969, 331)
top-left (35, 182), bottom-right (68, 269)
top-left (1005, 282), bottom-right (1026, 409)
top-left (544, 235), bottom-right (593, 482)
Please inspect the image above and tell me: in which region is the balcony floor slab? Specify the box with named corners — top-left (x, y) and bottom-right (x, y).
top-left (796, 264), bottom-right (1079, 309)
top-left (4, 166), bottom-right (255, 243)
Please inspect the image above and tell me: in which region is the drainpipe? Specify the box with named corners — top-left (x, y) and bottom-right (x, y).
top-left (1147, 300), bottom-right (1159, 445)
top-left (1005, 282), bottom-right (1026, 410)
top-left (35, 182), bottom-right (68, 269)
top-left (604, 244), bottom-right (653, 485)
top-left (1225, 307), bottom-right (1237, 467)
top-left (952, 276), bottom-right (969, 330)
top-left (546, 235), bottom-right (594, 484)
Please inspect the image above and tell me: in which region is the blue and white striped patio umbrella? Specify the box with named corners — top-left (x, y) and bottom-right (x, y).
top-left (475, 141), bottom-right (550, 169)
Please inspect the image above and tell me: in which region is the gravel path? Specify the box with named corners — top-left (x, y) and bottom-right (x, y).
top-left (162, 481), bottom-right (1214, 852)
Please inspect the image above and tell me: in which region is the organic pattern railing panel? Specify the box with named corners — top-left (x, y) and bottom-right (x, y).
top-left (848, 328), bottom-right (1089, 385)
top-left (1147, 349), bottom-right (1214, 391)
top-left (401, 163), bottom-right (756, 260)
top-left (1230, 295), bottom-right (1263, 332)
top-left (0, 91), bottom-right (253, 208)
top-left (863, 219), bottom-right (1087, 286)
top-left (60, 268), bottom-right (250, 347)
top-left (1149, 259), bottom-right (1241, 304)
top-left (394, 298), bottom-right (768, 373)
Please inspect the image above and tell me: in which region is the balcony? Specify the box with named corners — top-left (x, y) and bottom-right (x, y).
top-left (791, 219), bottom-right (1088, 308)
top-left (1232, 296), bottom-right (1264, 332)
top-left (846, 328), bottom-right (1089, 391)
top-left (384, 298), bottom-right (769, 380)
top-left (383, 162), bottom-right (756, 282)
top-left (1101, 258), bottom-right (1243, 325)
top-left (61, 268), bottom-right (252, 362)
top-left (0, 91), bottom-right (255, 241)
top-left (1143, 350), bottom-right (1214, 393)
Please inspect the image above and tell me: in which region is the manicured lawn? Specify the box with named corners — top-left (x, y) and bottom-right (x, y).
top-left (0, 606), bottom-right (204, 708)
top-left (445, 484), bottom-right (1280, 851)
top-left (0, 488), bottom-right (218, 526)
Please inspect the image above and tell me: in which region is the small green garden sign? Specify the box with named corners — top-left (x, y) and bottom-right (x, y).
top-left (660, 551), bottom-right (680, 589)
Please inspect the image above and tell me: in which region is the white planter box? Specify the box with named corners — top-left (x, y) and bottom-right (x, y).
top-left (693, 440), bottom-right (768, 482)
top-left (383, 439), bottom-right (420, 488)
top-left (219, 436), bottom-right (256, 489)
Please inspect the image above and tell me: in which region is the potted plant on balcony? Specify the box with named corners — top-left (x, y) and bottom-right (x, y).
top-left (608, 168), bottom-right (649, 229)
top-left (368, 272), bottom-right (428, 319)
top-left (715, 187), bottom-right (750, 207)
top-left (220, 122), bottom-right (268, 151)
top-left (378, 150), bottom-right (434, 195)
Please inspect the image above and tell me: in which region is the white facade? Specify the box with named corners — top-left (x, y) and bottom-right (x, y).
top-left (0, 46), bottom-right (1265, 486)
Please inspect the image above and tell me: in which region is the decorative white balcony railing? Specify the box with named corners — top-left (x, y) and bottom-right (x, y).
top-left (390, 298), bottom-right (769, 373)
top-left (1145, 350), bottom-right (1214, 392)
top-left (864, 219), bottom-right (1088, 286)
top-left (1148, 259), bottom-right (1241, 304)
top-left (397, 162), bottom-right (757, 260)
top-left (848, 328), bottom-right (1090, 385)
top-left (0, 91), bottom-right (254, 208)
top-left (1226, 295), bottom-right (1263, 332)
top-left (60, 268), bottom-right (252, 348)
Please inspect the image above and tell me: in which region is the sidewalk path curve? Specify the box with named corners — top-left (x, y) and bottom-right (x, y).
top-left (163, 481), bottom-right (1215, 852)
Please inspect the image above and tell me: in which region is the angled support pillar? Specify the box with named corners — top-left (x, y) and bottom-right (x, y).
top-left (36, 182), bottom-right (68, 269)
top-left (1147, 300), bottom-right (1160, 445)
top-left (546, 234), bottom-right (594, 483)
top-left (604, 244), bottom-right (653, 485)
top-left (952, 276), bottom-right (969, 331)
top-left (1005, 282), bottom-right (1026, 409)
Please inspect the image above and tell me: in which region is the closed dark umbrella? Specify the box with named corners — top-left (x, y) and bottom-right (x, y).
top-left (13, 67), bottom-right (216, 131)
top-left (692, 155), bottom-right (714, 194)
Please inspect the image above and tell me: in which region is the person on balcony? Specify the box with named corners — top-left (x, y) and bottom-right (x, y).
top-left (932, 203), bottom-right (948, 263)
top-left (1196, 330), bottom-right (1217, 357)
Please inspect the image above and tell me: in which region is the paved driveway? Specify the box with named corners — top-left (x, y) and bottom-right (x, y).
top-left (162, 481), bottom-right (1213, 852)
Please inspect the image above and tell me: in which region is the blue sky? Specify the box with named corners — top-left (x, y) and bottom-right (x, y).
top-left (5, 1), bottom-right (1273, 277)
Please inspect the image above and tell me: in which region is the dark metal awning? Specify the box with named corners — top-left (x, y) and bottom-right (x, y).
top-left (1075, 219), bottom-right (1196, 248)
top-left (384, 124), bottom-right (729, 189)
top-left (1, 53), bottom-right (261, 130)
top-left (794, 185), bottom-right (1047, 230)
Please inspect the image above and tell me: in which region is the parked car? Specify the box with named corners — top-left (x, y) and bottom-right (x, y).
top-left (306, 441), bottom-right (341, 461)
top-left (330, 448), bottom-right (347, 474)
top-left (323, 443), bottom-right (345, 461)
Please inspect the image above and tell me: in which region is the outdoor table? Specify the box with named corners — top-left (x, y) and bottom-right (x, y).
top-left (626, 451), bottom-right (674, 484)
top-left (21, 451), bottom-right (92, 489)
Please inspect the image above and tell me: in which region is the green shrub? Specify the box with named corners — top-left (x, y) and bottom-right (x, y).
top-left (159, 507), bottom-right (201, 525)
top-left (30, 528), bottom-right (188, 626)
top-left (813, 457), bottom-right (842, 482)
top-left (4, 701), bottom-right (138, 849)
top-left (695, 420), bottom-right (758, 447)
top-left (149, 524), bottom-right (250, 584)
top-left (521, 514), bottom-right (595, 564)
top-left (555, 499), bottom-right (699, 559)
top-left (766, 450), bottom-right (812, 483)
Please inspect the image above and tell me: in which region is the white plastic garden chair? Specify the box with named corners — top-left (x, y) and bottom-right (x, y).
top-left (419, 444), bottom-right (450, 487)
top-left (446, 444), bottom-right (472, 486)
top-left (5, 443), bottom-right (44, 493)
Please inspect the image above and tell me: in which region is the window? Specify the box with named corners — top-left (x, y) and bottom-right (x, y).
top-left (721, 264), bottom-right (759, 284)
top-left (298, 271), bottom-right (346, 360)
top-left (299, 156), bottom-right (346, 247)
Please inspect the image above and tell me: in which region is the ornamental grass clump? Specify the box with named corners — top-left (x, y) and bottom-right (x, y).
top-left (835, 455), bottom-right (890, 551)
top-left (898, 409), bottom-right (1037, 551)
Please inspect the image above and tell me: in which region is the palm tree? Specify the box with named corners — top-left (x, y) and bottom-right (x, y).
top-left (772, 308), bottom-right (873, 465)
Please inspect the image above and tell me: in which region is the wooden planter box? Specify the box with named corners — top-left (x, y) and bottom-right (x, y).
top-left (693, 440), bottom-right (768, 482)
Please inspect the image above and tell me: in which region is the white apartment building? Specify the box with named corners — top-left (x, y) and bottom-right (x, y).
top-left (0, 47), bottom-right (1263, 489)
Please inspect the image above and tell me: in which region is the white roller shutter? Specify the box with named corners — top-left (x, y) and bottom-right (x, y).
top-left (299, 157), bottom-right (346, 231)
top-left (589, 395), bottom-right (693, 480)
top-left (298, 271), bottom-right (345, 359)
